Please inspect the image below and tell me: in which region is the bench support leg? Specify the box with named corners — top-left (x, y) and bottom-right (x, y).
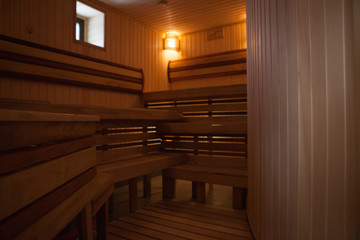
top-left (79, 202), bottom-right (93, 240)
top-left (96, 201), bottom-right (109, 240)
top-left (192, 182), bottom-right (197, 199)
top-left (129, 177), bottom-right (138, 213)
top-left (143, 174), bottom-right (152, 198)
top-left (233, 187), bottom-right (247, 209)
top-left (162, 170), bottom-right (175, 200)
top-left (196, 182), bottom-right (206, 204)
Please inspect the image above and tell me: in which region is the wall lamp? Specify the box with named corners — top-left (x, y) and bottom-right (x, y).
top-left (163, 33), bottom-right (180, 51)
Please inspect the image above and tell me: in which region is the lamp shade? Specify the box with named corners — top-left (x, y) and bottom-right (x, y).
top-left (163, 33), bottom-right (180, 51)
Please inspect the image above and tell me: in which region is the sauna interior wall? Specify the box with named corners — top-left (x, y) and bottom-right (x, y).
top-left (167, 22), bottom-right (247, 90)
top-left (0, 0), bottom-right (169, 107)
top-left (246, 0), bottom-right (359, 239)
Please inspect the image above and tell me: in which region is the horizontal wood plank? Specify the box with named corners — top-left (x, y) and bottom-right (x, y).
top-left (163, 141), bottom-right (247, 152)
top-left (188, 155), bottom-right (247, 168)
top-left (0, 122), bottom-right (96, 151)
top-left (97, 153), bottom-right (187, 182)
top-left (95, 133), bottom-right (159, 145)
top-left (0, 59), bottom-right (142, 92)
top-left (170, 51), bottom-right (247, 70)
top-left (157, 103), bottom-right (247, 113)
top-left (143, 84), bottom-right (247, 102)
top-left (0, 168), bottom-right (96, 240)
top-left (0, 136), bottom-right (94, 176)
top-left (0, 147), bottom-right (96, 221)
top-left (13, 177), bottom-right (98, 240)
top-left (0, 99), bottom-right (184, 122)
top-left (164, 165), bottom-right (247, 188)
top-left (157, 122), bottom-right (247, 135)
top-left (0, 109), bottom-right (99, 122)
top-left (109, 200), bottom-right (252, 240)
top-left (96, 144), bottom-right (162, 164)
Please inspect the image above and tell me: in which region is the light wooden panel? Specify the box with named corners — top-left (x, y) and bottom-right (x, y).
top-left (168, 23), bottom-right (247, 90)
top-left (98, 0), bottom-right (246, 34)
top-left (246, 0), bottom-right (359, 239)
top-left (0, 0), bottom-right (168, 104)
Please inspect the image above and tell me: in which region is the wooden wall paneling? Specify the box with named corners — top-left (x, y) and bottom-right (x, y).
top-left (284, 0), bottom-right (299, 238)
top-left (309, 0), bottom-right (327, 239)
top-left (276, 0), bottom-right (289, 239)
top-left (325, 0), bottom-right (346, 238)
top-left (247, 0), bottom-right (358, 239)
top-left (297, 0), bottom-right (312, 238)
top-left (0, 0), bottom-right (167, 104)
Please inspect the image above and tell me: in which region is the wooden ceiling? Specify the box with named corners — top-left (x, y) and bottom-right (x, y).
top-left (98, 0), bottom-right (246, 34)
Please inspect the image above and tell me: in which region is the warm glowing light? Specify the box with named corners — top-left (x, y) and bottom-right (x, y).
top-left (163, 32), bottom-right (180, 51)
top-left (167, 39), bottom-right (176, 48)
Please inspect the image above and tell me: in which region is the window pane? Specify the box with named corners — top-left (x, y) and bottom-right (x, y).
top-left (76, 22), bottom-right (80, 40)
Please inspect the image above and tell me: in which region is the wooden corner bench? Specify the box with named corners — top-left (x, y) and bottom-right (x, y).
top-left (143, 84), bottom-right (248, 209)
top-left (0, 99), bottom-right (188, 215)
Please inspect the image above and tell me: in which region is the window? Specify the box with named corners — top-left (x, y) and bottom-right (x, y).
top-left (75, 1), bottom-right (105, 48)
top-left (76, 18), bottom-right (85, 41)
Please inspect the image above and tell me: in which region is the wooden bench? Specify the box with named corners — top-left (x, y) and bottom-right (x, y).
top-left (143, 84), bottom-right (248, 209)
top-left (0, 108), bottom-right (102, 240)
top-left (0, 99), bottom-right (188, 214)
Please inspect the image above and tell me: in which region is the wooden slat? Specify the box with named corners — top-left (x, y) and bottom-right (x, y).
top-left (143, 84), bottom-right (247, 103)
top-left (0, 121), bottom-right (96, 151)
top-left (127, 212), bottom-right (243, 240)
top-left (136, 208), bottom-right (249, 237)
top-left (0, 59), bottom-right (142, 92)
top-left (152, 202), bottom-right (247, 225)
top-left (0, 39), bottom-right (142, 79)
top-left (162, 200), bottom-right (248, 219)
top-left (163, 141), bottom-right (247, 152)
top-left (119, 215), bottom-right (219, 240)
top-left (164, 165), bottom-right (247, 188)
top-left (0, 99), bottom-right (185, 122)
top-left (0, 35), bottom-right (142, 77)
top-left (157, 122), bottom-right (247, 135)
top-left (109, 201), bottom-right (253, 239)
top-left (170, 63), bottom-right (246, 78)
top-left (0, 167), bottom-right (96, 240)
top-left (96, 144), bottom-right (162, 164)
top-left (0, 109), bottom-right (99, 122)
top-left (188, 155), bottom-right (248, 168)
top-left (143, 205), bottom-right (249, 230)
top-left (97, 153), bottom-right (187, 182)
top-left (111, 221), bottom-right (181, 240)
top-left (185, 116), bottom-right (247, 123)
top-left (13, 177), bottom-right (98, 240)
top-left (170, 51), bottom-right (247, 69)
top-left (109, 225), bottom-right (157, 240)
top-left (0, 147), bottom-right (96, 221)
top-left (0, 136), bottom-right (94, 176)
top-left (159, 103), bottom-right (247, 113)
top-left (95, 133), bottom-right (159, 145)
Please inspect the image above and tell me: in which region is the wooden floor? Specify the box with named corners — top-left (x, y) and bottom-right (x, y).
top-left (108, 200), bottom-right (253, 240)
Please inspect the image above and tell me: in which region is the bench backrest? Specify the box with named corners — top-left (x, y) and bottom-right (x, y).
top-left (168, 50), bottom-right (247, 82)
top-left (0, 34), bottom-right (143, 93)
top-left (143, 84), bottom-right (248, 168)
